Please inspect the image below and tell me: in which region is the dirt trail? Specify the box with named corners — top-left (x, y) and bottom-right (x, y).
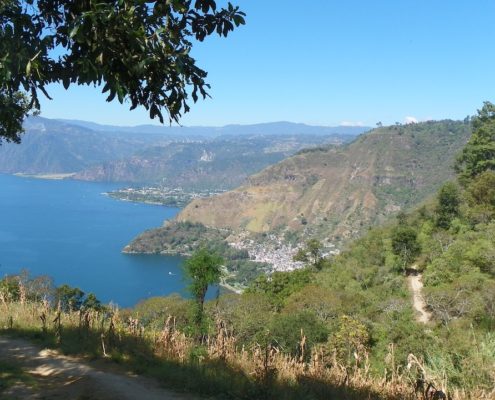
top-left (408, 272), bottom-right (432, 324)
top-left (0, 336), bottom-right (199, 400)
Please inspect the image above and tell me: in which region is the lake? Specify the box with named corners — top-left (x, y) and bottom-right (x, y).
top-left (0, 174), bottom-right (191, 307)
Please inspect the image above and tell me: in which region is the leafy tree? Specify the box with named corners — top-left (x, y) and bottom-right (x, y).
top-left (330, 315), bottom-right (369, 367)
top-left (0, 0), bottom-right (245, 143)
top-left (269, 311), bottom-right (328, 360)
top-left (183, 247), bottom-right (223, 333)
top-left (247, 269), bottom-right (312, 309)
top-left (465, 170), bottom-right (495, 223)
top-left (0, 275), bottom-right (20, 302)
top-left (54, 284), bottom-right (85, 312)
top-left (293, 239), bottom-right (324, 269)
top-left (435, 182), bottom-right (461, 228)
top-left (456, 101), bottom-right (495, 182)
top-left (82, 292), bottom-right (103, 312)
top-left (391, 225), bottom-right (421, 270)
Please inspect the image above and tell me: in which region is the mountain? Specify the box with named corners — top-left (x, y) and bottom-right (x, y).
top-left (176, 120), bottom-right (471, 242)
top-left (57, 119), bottom-right (370, 138)
top-left (73, 134), bottom-right (358, 189)
top-left (0, 117), bottom-right (172, 174)
top-left (0, 117), bottom-right (367, 180)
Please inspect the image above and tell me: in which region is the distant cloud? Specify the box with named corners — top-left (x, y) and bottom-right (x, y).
top-left (404, 116), bottom-right (418, 124)
top-left (340, 121), bottom-right (365, 127)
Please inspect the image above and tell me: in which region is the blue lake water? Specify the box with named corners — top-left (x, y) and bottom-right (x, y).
top-left (0, 174), bottom-right (191, 307)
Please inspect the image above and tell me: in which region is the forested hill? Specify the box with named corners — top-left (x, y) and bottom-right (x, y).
top-left (177, 120), bottom-right (471, 242)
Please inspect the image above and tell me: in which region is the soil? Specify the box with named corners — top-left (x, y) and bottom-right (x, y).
top-left (408, 273), bottom-right (432, 324)
top-left (0, 336), bottom-right (200, 400)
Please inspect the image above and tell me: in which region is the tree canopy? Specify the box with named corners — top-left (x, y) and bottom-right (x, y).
top-left (0, 0), bottom-right (245, 143)
top-left (456, 101), bottom-right (495, 182)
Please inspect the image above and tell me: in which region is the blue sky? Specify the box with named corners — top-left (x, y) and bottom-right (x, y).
top-left (39, 1), bottom-right (495, 127)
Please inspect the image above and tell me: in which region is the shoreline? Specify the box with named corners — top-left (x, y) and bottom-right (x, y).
top-left (14, 172), bottom-right (76, 180)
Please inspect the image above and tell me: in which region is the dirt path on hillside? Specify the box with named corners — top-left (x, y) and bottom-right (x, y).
top-left (408, 272), bottom-right (432, 324)
top-left (0, 336), bottom-right (199, 400)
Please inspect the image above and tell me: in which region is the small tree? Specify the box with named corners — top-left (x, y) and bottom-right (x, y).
top-left (293, 239), bottom-right (324, 269)
top-left (54, 284), bottom-right (85, 312)
top-left (391, 225), bottom-right (421, 271)
top-left (183, 247), bottom-right (223, 336)
top-left (435, 182), bottom-right (461, 228)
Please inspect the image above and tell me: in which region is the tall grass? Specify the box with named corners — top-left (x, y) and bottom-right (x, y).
top-left (1, 299), bottom-right (493, 400)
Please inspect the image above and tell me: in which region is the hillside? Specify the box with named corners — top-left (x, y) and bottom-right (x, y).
top-left (0, 117), bottom-right (172, 174)
top-left (73, 134), bottom-right (355, 189)
top-left (177, 120), bottom-right (471, 242)
top-left (0, 118), bottom-right (365, 189)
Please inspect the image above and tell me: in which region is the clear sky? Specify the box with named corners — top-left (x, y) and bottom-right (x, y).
top-left (39, 1), bottom-right (495, 127)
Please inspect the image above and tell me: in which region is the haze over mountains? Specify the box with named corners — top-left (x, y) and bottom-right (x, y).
top-left (0, 117), bottom-right (367, 189)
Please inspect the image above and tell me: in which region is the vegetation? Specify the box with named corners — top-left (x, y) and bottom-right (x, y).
top-left (177, 120), bottom-right (472, 244)
top-left (183, 247), bottom-right (223, 337)
top-left (0, 0), bottom-right (245, 142)
top-left (126, 221), bottom-right (268, 286)
top-left (1, 106), bottom-right (494, 399)
top-left (119, 104), bottom-right (493, 399)
top-left (456, 101), bottom-right (495, 182)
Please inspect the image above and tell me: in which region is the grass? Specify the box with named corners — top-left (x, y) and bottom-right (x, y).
top-left (1, 300), bottom-right (492, 400)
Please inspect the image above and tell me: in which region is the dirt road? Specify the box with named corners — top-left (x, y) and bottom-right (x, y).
top-left (0, 336), bottom-right (199, 400)
top-left (408, 273), bottom-right (432, 324)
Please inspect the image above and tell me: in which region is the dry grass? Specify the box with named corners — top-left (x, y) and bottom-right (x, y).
top-left (1, 300), bottom-right (493, 400)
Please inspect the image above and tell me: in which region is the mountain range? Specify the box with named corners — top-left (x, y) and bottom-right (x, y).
top-left (0, 117), bottom-right (367, 189)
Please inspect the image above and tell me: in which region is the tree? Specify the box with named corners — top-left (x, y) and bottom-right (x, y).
top-left (435, 182), bottom-right (460, 228)
top-left (0, 0), bottom-right (245, 143)
top-left (293, 239), bottom-right (324, 269)
top-left (391, 225), bottom-right (421, 270)
top-left (54, 284), bottom-right (85, 312)
top-left (456, 102), bottom-right (495, 183)
top-left (330, 315), bottom-right (369, 367)
top-left (183, 247), bottom-right (223, 333)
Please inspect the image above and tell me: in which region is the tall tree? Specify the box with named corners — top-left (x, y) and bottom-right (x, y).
top-left (0, 0), bottom-right (245, 143)
top-left (183, 247), bottom-right (223, 334)
top-left (456, 101), bottom-right (495, 183)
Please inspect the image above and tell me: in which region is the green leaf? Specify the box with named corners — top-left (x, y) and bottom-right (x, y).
top-left (69, 25), bottom-right (80, 39)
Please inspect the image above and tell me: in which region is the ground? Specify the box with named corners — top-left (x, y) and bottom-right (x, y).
top-left (408, 270), bottom-right (432, 324)
top-left (0, 336), bottom-right (199, 400)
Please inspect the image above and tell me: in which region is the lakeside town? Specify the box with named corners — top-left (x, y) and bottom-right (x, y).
top-left (105, 186), bottom-right (226, 207)
top-left (229, 232), bottom-right (340, 273)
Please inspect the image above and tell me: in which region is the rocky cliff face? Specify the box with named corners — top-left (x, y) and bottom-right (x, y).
top-left (177, 120), bottom-right (471, 242)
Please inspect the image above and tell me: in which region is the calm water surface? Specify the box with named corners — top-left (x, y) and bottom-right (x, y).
top-left (0, 174), bottom-right (189, 307)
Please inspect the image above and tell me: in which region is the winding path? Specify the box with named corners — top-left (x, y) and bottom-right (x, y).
top-left (408, 272), bottom-right (432, 324)
top-left (0, 336), bottom-right (199, 400)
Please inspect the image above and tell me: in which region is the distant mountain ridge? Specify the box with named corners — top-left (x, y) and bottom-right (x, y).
top-left (0, 117), bottom-right (367, 187)
top-left (56, 119), bottom-right (369, 137)
top-left (176, 120), bottom-right (472, 242)
top-left (73, 135), bottom-right (356, 189)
